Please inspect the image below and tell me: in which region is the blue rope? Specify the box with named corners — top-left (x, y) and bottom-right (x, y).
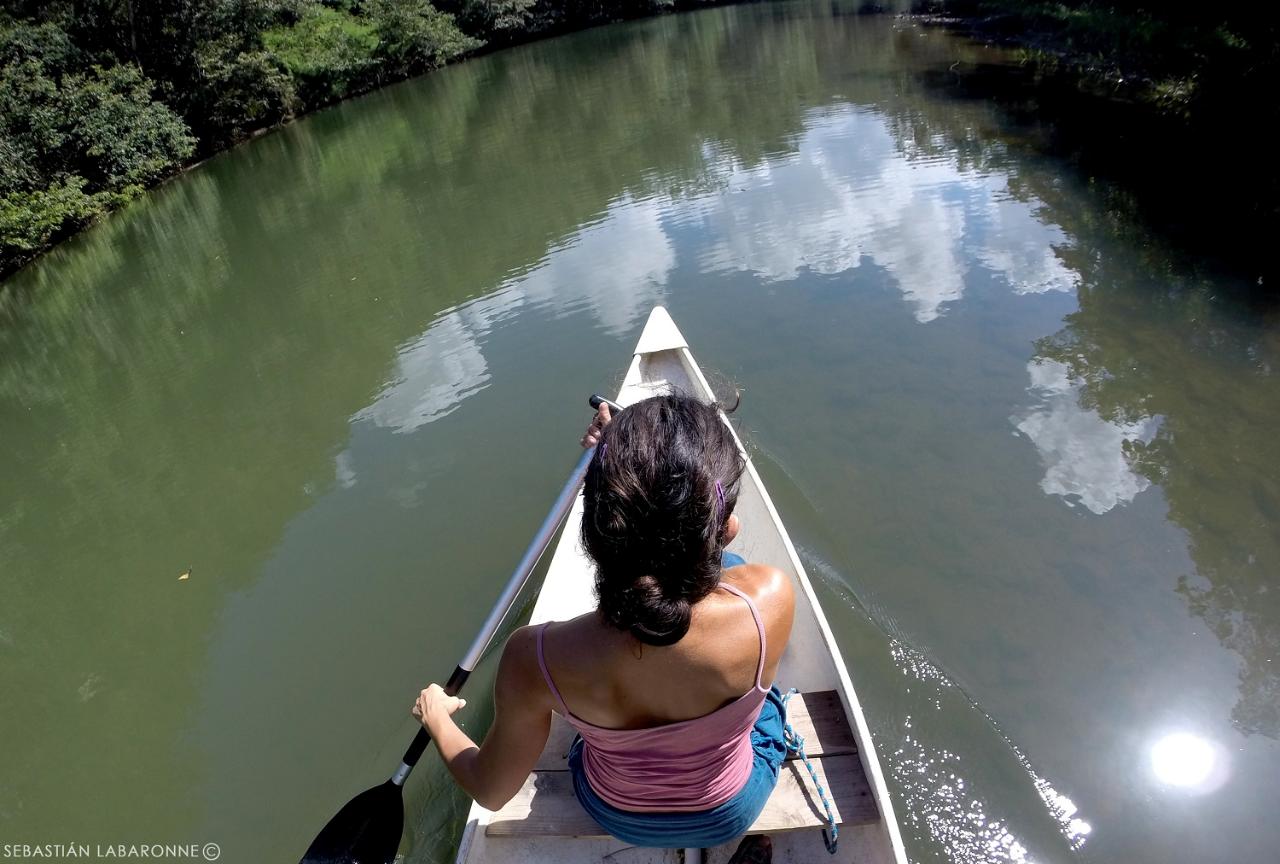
top-left (781, 688), bottom-right (838, 854)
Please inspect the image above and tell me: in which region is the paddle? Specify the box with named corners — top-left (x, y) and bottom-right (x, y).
top-left (299, 394), bottom-right (624, 864)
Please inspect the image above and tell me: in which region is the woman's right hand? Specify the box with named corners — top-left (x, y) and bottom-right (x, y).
top-left (581, 402), bottom-right (612, 448)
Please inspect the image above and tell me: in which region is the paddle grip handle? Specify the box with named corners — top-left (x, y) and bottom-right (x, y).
top-left (400, 665), bottom-right (470, 771)
top-left (590, 394), bottom-right (624, 414)
top-left (443, 664), bottom-right (469, 697)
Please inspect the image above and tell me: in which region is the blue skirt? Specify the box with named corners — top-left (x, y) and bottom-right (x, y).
top-left (567, 686), bottom-right (788, 848)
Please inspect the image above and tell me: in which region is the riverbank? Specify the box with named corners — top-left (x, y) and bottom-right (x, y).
top-left (6, 1), bottom-right (1277, 289)
top-left (0, 0), bottom-right (738, 283)
top-left (908, 1), bottom-right (1279, 285)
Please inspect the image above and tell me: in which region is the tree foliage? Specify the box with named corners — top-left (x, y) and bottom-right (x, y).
top-left (366, 0), bottom-right (481, 76)
top-left (0, 48), bottom-right (195, 266)
top-left (0, 177), bottom-right (99, 256)
top-left (263, 5), bottom-right (380, 104)
top-left (188, 44), bottom-right (299, 148)
top-left (63, 64), bottom-right (197, 188)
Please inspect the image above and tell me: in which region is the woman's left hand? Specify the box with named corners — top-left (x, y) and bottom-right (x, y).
top-left (581, 401), bottom-right (612, 448)
top-left (412, 683), bottom-right (467, 730)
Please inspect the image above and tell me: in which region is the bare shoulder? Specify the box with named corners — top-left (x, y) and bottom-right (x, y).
top-left (496, 624), bottom-right (548, 706)
top-left (725, 563), bottom-right (795, 625)
top-left (498, 615), bottom-right (598, 707)
top-left (722, 563), bottom-right (794, 680)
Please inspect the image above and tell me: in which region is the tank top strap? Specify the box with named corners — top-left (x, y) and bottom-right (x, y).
top-left (536, 622), bottom-right (574, 717)
top-left (717, 583), bottom-right (768, 690)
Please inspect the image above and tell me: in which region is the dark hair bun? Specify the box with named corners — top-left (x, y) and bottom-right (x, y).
top-left (582, 393), bottom-right (746, 647)
top-left (604, 574), bottom-right (692, 647)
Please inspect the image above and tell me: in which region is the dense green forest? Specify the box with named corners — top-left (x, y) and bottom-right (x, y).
top-left (0, 0), bottom-right (724, 277)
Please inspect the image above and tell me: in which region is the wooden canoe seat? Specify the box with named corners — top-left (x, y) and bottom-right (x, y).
top-left (487, 690), bottom-right (879, 838)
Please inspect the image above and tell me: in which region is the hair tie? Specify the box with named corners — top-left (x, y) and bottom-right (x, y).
top-left (599, 442), bottom-right (607, 459)
top-left (715, 481), bottom-right (725, 519)
top-left (630, 620), bottom-right (684, 647)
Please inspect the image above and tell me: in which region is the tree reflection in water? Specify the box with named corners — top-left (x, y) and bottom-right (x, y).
top-left (1033, 276), bottom-right (1279, 740)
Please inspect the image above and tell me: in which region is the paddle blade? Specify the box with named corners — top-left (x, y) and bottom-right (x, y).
top-left (300, 780), bottom-right (404, 864)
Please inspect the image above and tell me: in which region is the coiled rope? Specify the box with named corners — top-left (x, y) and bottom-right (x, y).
top-left (781, 688), bottom-right (838, 854)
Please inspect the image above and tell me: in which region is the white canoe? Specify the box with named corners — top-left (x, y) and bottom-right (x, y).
top-left (455, 307), bottom-right (907, 864)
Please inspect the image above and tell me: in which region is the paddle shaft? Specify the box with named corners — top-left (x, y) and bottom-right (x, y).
top-left (389, 394), bottom-right (624, 787)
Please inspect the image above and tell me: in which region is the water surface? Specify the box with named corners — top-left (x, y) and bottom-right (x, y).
top-left (2, 4), bottom-right (1277, 863)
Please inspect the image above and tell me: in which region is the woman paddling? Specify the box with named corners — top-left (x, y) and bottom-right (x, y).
top-left (413, 394), bottom-right (795, 854)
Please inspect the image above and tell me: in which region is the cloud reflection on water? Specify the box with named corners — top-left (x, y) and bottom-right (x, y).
top-left (518, 194), bottom-right (673, 337)
top-left (353, 196), bottom-right (670, 434)
top-left (690, 109), bottom-right (1077, 322)
top-left (354, 300), bottom-right (499, 434)
top-left (355, 104), bottom-right (1086, 438)
top-left (1014, 359), bottom-right (1160, 515)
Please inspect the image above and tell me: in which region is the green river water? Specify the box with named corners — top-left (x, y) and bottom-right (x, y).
top-left (2, 3), bottom-right (1277, 863)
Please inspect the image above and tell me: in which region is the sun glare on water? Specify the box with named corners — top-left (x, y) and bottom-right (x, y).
top-left (1149, 732), bottom-right (1227, 792)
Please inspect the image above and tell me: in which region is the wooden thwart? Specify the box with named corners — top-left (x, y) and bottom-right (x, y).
top-left (487, 754), bottom-right (876, 838)
top-left (492, 690), bottom-right (874, 838)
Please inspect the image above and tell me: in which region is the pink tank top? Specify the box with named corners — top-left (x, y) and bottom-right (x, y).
top-left (536, 583), bottom-right (769, 812)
